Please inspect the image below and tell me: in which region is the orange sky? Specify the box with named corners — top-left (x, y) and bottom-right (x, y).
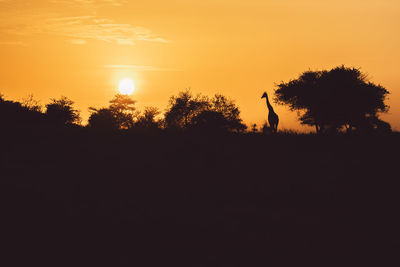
top-left (1, 0), bottom-right (399, 130)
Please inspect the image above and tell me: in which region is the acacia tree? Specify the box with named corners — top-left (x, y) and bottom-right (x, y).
top-left (274, 66), bottom-right (390, 134)
top-left (109, 94), bottom-right (137, 129)
top-left (88, 94), bottom-right (137, 130)
top-left (45, 96), bottom-right (80, 126)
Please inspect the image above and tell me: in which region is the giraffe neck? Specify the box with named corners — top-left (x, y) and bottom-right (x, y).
top-left (265, 95), bottom-right (274, 113)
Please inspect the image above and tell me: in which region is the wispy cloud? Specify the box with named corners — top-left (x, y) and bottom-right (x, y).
top-left (0, 1), bottom-right (169, 46)
top-left (0, 41), bottom-right (27, 46)
top-left (69, 39), bottom-right (87, 45)
top-left (49, 0), bottom-right (127, 7)
top-left (104, 65), bottom-right (180, 71)
top-left (43, 16), bottom-right (169, 45)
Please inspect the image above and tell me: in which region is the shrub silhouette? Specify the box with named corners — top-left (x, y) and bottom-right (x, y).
top-left (251, 123), bottom-right (258, 133)
top-left (274, 66), bottom-right (390, 134)
top-left (261, 122), bottom-right (273, 134)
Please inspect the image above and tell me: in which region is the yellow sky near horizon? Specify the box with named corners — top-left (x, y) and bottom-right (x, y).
top-left (1, 0), bottom-right (399, 130)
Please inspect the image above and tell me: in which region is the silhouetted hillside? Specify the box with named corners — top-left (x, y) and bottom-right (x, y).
top-left (1, 126), bottom-right (399, 266)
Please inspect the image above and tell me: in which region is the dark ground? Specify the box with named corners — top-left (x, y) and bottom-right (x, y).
top-left (1, 128), bottom-right (399, 266)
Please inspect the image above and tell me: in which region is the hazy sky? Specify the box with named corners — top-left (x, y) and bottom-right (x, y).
top-left (1, 0), bottom-right (399, 130)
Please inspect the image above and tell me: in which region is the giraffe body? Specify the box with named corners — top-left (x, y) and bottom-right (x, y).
top-left (261, 91), bottom-right (279, 133)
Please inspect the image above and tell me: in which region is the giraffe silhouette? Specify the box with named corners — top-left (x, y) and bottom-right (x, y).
top-left (261, 91), bottom-right (279, 133)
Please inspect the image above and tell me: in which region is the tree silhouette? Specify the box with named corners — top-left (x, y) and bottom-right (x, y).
top-left (164, 90), bottom-right (246, 132)
top-left (109, 94), bottom-right (136, 113)
top-left (164, 90), bottom-right (210, 130)
top-left (45, 96), bottom-right (80, 126)
top-left (88, 94), bottom-right (137, 130)
top-left (88, 108), bottom-right (119, 130)
top-left (210, 94), bottom-right (247, 132)
top-left (191, 110), bottom-right (231, 132)
top-left (109, 94), bottom-right (137, 129)
top-left (136, 106), bottom-right (162, 130)
top-left (0, 95), bottom-right (25, 126)
top-left (274, 66), bottom-right (390, 134)
top-left (0, 94), bottom-right (45, 128)
top-left (21, 94), bottom-right (42, 112)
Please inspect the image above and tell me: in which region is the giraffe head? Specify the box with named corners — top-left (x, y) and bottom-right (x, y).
top-left (261, 92), bottom-right (268, 99)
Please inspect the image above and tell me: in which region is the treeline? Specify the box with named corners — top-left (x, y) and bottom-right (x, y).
top-left (0, 65), bottom-right (395, 135)
top-left (0, 90), bottom-right (247, 134)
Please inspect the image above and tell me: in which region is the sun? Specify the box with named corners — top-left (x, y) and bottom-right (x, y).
top-left (118, 78), bottom-right (135, 95)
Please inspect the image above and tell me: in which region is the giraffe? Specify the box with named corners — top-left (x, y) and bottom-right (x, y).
top-left (261, 91), bottom-right (279, 133)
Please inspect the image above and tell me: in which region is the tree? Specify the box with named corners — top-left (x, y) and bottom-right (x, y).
top-left (109, 94), bottom-right (137, 129)
top-left (88, 94), bottom-right (137, 130)
top-left (136, 107), bottom-right (162, 130)
top-left (21, 94), bottom-right (42, 112)
top-left (0, 94), bottom-right (45, 128)
top-left (88, 108), bottom-right (119, 130)
top-left (191, 110), bottom-right (231, 132)
top-left (45, 96), bottom-right (80, 126)
top-left (109, 94), bottom-right (136, 113)
top-left (274, 66), bottom-right (390, 134)
top-left (0, 95), bottom-right (26, 126)
top-left (210, 94), bottom-right (247, 132)
top-left (164, 90), bottom-right (210, 130)
top-left (164, 90), bottom-right (246, 132)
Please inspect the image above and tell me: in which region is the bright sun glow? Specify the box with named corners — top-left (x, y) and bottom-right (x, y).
top-left (118, 78), bottom-right (135, 95)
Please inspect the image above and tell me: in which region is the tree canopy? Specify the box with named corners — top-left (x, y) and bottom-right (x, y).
top-left (274, 66), bottom-right (390, 133)
top-left (164, 90), bottom-right (210, 130)
top-left (88, 108), bottom-right (120, 130)
top-left (164, 90), bottom-right (246, 132)
top-left (1, 94), bottom-right (44, 128)
top-left (88, 94), bottom-right (137, 130)
top-left (135, 107), bottom-right (162, 131)
top-left (45, 96), bottom-right (80, 126)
